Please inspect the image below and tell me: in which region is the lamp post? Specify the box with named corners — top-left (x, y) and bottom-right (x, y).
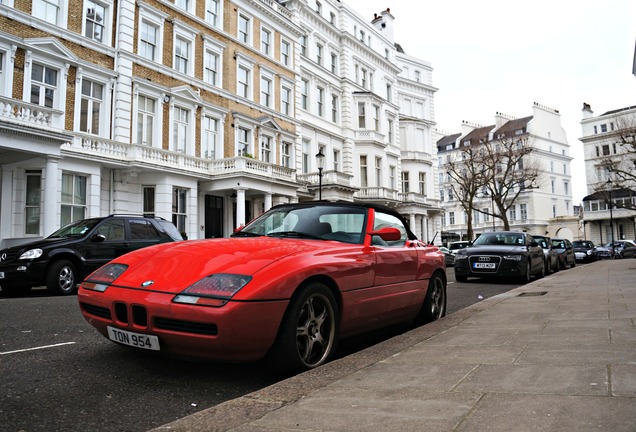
top-left (606, 178), bottom-right (615, 255)
top-left (315, 148), bottom-right (325, 201)
top-left (481, 190), bottom-right (496, 231)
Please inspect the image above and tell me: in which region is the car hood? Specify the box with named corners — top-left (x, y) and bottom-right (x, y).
top-left (105, 237), bottom-right (339, 293)
top-left (1, 236), bottom-right (85, 253)
top-left (459, 245), bottom-right (529, 255)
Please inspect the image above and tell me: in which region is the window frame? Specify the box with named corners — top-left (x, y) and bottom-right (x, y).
top-left (202, 37), bottom-right (224, 87)
top-left (135, 92), bottom-right (159, 146)
top-left (83, 0), bottom-right (112, 45)
top-left (238, 12), bottom-right (252, 45)
top-left (137, 7), bottom-right (166, 63)
top-left (205, 0), bottom-right (222, 29)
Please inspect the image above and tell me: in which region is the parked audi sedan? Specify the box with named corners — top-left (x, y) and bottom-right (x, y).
top-left (551, 238), bottom-right (576, 269)
top-left (453, 231), bottom-right (545, 283)
top-left (78, 202), bottom-right (447, 373)
top-left (572, 240), bottom-right (596, 262)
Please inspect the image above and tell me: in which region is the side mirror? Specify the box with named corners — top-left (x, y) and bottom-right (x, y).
top-left (91, 234), bottom-right (106, 243)
top-left (530, 241), bottom-right (539, 247)
top-left (368, 227), bottom-right (401, 241)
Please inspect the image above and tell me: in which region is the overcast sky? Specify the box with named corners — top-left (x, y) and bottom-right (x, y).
top-left (345, 0), bottom-right (636, 203)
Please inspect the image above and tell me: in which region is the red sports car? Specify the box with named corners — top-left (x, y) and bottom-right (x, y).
top-left (78, 202), bottom-right (447, 372)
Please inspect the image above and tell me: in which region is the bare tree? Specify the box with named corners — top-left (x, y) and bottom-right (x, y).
top-left (482, 136), bottom-right (541, 229)
top-left (444, 144), bottom-right (487, 240)
top-left (595, 116), bottom-right (636, 210)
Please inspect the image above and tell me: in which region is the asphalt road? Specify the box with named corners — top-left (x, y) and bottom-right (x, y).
top-left (0, 268), bottom-right (526, 432)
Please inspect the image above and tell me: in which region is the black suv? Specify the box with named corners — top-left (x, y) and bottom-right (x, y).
top-left (0, 215), bottom-right (182, 296)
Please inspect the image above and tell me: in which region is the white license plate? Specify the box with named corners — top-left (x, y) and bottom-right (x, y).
top-left (0, 272), bottom-right (4, 279)
top-left (107, 326), bottom-right (160, 351)
top-left (473, 262), bottom-right (496, 269)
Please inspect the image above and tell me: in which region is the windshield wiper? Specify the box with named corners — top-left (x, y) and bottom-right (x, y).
top-left (266, 231), bottom-right (323, 240)
top-left (230, 231), bottom-right (263, 237)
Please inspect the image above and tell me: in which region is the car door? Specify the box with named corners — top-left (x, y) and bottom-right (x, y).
top-left (84, 218), bottom-right (130, 274)
top-left (128, 218), bottom-right (164, 252)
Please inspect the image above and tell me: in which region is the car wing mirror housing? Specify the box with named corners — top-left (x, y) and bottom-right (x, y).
top-left (92, 234), bottom-right (106, 242)
top-left (368, 227), bottom-right (401, 241)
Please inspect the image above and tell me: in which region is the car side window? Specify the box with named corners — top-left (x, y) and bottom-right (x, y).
top-left (129, 219), bottom-right (161, 240)
top-left (373, 212), bottom-right (407, 247)
top-left (95, 219), bottom-right (125, 241)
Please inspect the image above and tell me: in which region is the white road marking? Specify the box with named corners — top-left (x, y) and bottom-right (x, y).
top-left (0, 341), bottom-right (76, 355)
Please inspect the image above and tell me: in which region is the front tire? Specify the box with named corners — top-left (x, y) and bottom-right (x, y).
top-left (46, 260), bottom-right (78, 295)
top-left (268, 283), bottom-right (338, 373)
top-left (455, 275), bottom-right (467, 283)
top-left (520, 261), bottom-right (531, 283)
top-left (414, 272), bottom-right (447, 326)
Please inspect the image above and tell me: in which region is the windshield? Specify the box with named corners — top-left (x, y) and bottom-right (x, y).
top-left (533, 237), bottom-right (549, 248)
top-left (473, 233), bottom-right (524, 246)
top-left (572, 241), bottom-right (593, 248)
top-left (47, 218), bottom-right (101, 238)
top-left (235, 205), bottom-right (368, 244)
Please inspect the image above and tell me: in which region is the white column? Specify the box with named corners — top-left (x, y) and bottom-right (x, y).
top-left (409, 214), bottom-right (416, 237)
top-left (264, 193), bottom-right (272, 212)
top-left (43, 156), bottom-right (60, 236)
top-left (235, 188), bottom-right (247, 227)
top-left (0, 167), bottom-right (14, 241)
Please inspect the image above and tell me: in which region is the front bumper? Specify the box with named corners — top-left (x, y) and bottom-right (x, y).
top-left (454, 255), bottom-right (526, 278)
top-left (78, 285), bottom-right (289, 361)
top-left (0, 261), bottom-right (47, 288)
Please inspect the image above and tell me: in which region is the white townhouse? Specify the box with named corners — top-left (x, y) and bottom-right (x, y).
top-left (580, 103), bottom-right (636, 244)
top-left (0, 0), bottom-right (441, 248)
top-left (293, 3), bottom-right (441, 242)
top-left (436, 103), bottom-right (574, 243)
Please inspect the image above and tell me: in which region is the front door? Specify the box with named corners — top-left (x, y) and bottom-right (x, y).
top-left (204, 195), bottom-right (223, 238)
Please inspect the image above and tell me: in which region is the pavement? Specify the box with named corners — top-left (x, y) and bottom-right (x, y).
top-left (153, 259), bottom-right (636, 432)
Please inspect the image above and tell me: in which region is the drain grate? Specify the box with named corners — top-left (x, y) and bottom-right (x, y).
top-left (517, 291), bottom-right (548, 297)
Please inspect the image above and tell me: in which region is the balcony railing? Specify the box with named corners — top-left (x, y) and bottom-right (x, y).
top-left (0, 96), bottom-right (64, 129)
top-left (62, 134), bottom-right (296, 182)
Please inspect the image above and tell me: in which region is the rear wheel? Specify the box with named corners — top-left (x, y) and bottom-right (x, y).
top-left (268, 283), bottom-right (338, 373)
top-left (414, 272), bottom-right (446, 326)
top-left (46, 260), bottom-right (78, 295)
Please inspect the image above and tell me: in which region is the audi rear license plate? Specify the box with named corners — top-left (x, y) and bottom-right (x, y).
top-left (473, 262), bottom-right (496, 269)
top-left (107, 326), bottom-right (160, 351)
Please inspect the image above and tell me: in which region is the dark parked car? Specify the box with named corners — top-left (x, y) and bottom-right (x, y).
top-left (572, 240), bottom-right (596, 262)
top-left (533, 235), bottom-right (559, 274)
top-left (439, 246), bottom-right (455, 266)
top-left (454, 231), bottom-right (545, 283)
top-left (594, 241), bottom-right (636, 259)
top-left (0, 215), bottom-right (182, 296)
top-left (551, 238), bottom-right (576, 269)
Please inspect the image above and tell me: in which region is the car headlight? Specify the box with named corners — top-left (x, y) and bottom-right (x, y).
top-left (82, 263), bottom-right (128, 292)
top-left (173, 274), bottom-right (252, 307)
top-left (587, 250), bottom-right (593, 256)
top-left (503, 255), bottom-right (522, 261)
top-left (19, 249), bottom-right (43, 260)
top-left (454, 255), bottom-right (468, 260)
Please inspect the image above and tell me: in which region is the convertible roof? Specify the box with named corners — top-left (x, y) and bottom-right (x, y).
top-left (270, 201), bottom-right (417, 239)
